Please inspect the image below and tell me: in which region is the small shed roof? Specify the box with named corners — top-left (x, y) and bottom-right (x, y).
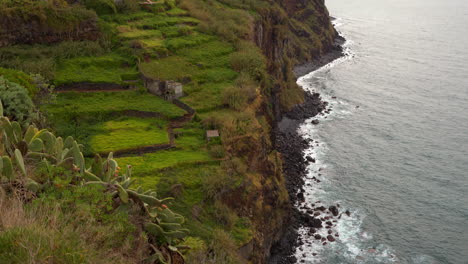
top-left (206, 130), bottom-right (220, 138)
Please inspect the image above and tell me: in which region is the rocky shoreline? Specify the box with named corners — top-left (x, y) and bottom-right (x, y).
top-left (268, 38), bottom-right (345, 264)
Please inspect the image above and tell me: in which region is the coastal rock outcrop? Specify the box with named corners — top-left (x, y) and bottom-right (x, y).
top-left (329, 205), bottom-right (339, 216)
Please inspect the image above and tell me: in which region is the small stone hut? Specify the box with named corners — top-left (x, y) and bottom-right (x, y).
top-left (144, 77), bottom-right (183, 101)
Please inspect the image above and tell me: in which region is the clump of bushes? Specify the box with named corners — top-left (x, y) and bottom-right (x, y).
top-left (231, 41), bottom-right (267, 81)
top-left (221, 42), bottom-right (265, 110)
top-left (202, 167), bottom-right (239, 200)
top-left (83, 0), bottom-right (117, 15)
top-left (179, 0), bottom-right (252, 42)
top-left (278, 56), bottom-right (304, 110)
top-left (184, 229), bottom-right (243, 263)
top-left (115, 0), bottom-right (141, 13)
top-left (222, 85), bottom-right (250, 111)
top-left (0, 76), bottom-right (33, 125)
top-left (208, 145), bottom-right (225, 159)
top-left (0, 0), bottom-right (97, 33)
top-left (209, 229), bottom-right (244, 263)
top-left (214, 200), bottom-right (238, 229)
top-left (222, 73), bottom-right (258, 111)
top-left (0, 67), bottom-right (38, 96)
top-left (0, 41), bottom-right (108, 80)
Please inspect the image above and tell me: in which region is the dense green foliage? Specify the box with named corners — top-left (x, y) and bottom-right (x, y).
top-left (46, 90), bottom-right (185, 118)
top-left (0, 77), bottom-right (33, 124)
top-left (0, 41), bottom-right (109, 80)
top-left (0, 0), bottom-right (97, 33)
top-left (0, 108), bottom-right (188, 263)
top-left (55, 55), bottom-right (138, 85)
top-left (0, 67), bottom-right (38, 96)
top-left (0, 185), bottom-right (139, 264)
top-left (83, 0), bottom-right (117, 15)
top-left (44, 90), bottom-right (185, 154)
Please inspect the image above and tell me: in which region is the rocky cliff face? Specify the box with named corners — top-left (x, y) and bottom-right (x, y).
top-left (251, 0), bottom-right (341, 263)
top-left (0, 19), bottom-right (100, 47)
top-left (255, 0), bottom-right (338, 114)
top-left (0, 3), bottom-right (100, 47)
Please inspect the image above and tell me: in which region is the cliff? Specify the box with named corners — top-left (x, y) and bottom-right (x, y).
top-left (255, 0), bottom-right (339, 115)
top-left (254, 0), bottom-right (342, 262)
top-left (0, 0), bottom-right (340, 263)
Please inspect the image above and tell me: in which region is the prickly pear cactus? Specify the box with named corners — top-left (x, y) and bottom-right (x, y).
top-left (0, 101), bottom-right (189, 258)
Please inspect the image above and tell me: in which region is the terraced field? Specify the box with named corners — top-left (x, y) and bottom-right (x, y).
top-left (39, 3), bottom-right (253, 247)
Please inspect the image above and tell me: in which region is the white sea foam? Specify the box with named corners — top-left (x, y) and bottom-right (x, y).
top-left (293, 18), bottom-right (400, 264)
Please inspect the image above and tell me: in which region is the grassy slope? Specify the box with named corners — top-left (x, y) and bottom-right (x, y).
top-left (0, 0), bottom-right (261, 260)
top-left (44, 90), bottom-right (185, 155)
top-left (90, 117), bottom-right (169, 153)
top-left (102, 8), bottom-right (255, 250)
top-left (46, 90), bottom-right (185, 118)
top-left (55, 55), bottom-right (139, 85)
top-left (0, 185), bottom-right (147, 264)
top-left (46, 4), bottom-right (251, 251)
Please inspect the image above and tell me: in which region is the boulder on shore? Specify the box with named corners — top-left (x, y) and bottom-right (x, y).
top-left (329, 205), bottom-right (339, 216)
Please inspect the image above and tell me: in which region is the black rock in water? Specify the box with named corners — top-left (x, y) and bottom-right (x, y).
top-left (329, 205), bottom-right (339, 216)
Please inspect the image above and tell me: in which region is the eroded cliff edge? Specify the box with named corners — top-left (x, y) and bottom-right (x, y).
top-left (253, 0), bottom-right (343, 262)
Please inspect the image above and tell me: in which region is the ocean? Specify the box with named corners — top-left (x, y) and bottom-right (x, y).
top-left (294, 0), bottom-right (468, 263)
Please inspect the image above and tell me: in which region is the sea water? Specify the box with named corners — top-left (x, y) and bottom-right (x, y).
top-left (294, 0), bottom-right (468, 263)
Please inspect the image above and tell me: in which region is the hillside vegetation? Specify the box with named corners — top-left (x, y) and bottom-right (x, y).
top-left (0, 0), bottom-right (337, 263)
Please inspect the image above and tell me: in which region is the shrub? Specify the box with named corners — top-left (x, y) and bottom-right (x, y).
top-left (184, 229), bottom-right (242, 264)
top-left (0, 77), bottom-right (34, 125)
top-left (0, 187), bottom-right (143, 264)
top-left (51, 41), bottom-right (107, 59)
top-left (222, 85), bottom-right (249, 111)
top-left (201, 115), bottom-right (223, 130)
top-left (0, 0), bottom-right (97, 34)
top-left (222, 75), bottom-right (257, 111)
top-left (83, 0), bottom-right (117, 15)
top-left (0, 41), bottom-right (107, 81)
top-left (183, 237), bottom-right (209, 263)
top-left (279, 57), bottom-right (304, 109)
top-left (202, 169), bottom-right (235, 199)
top-left (230, 42), bottom-right (267, 81)
top-left (209, 229), bottom-right (243, 264)
top-left (115, 0), bottom-right (141, 13)
top-left (179, 0), bottom-right (251, 42)
top-left (31, 74), bottom-right (56, 105)
top-left (229, 157), bottom-right (248, 175)
top-left (0, 58), bottom-right (56, 81)
top-left (0, 68), bottom-right (38, 97)
top-left (213, 200), bottom-right (238, 229)
top-left (209, 145), bottom-right (225, 159)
